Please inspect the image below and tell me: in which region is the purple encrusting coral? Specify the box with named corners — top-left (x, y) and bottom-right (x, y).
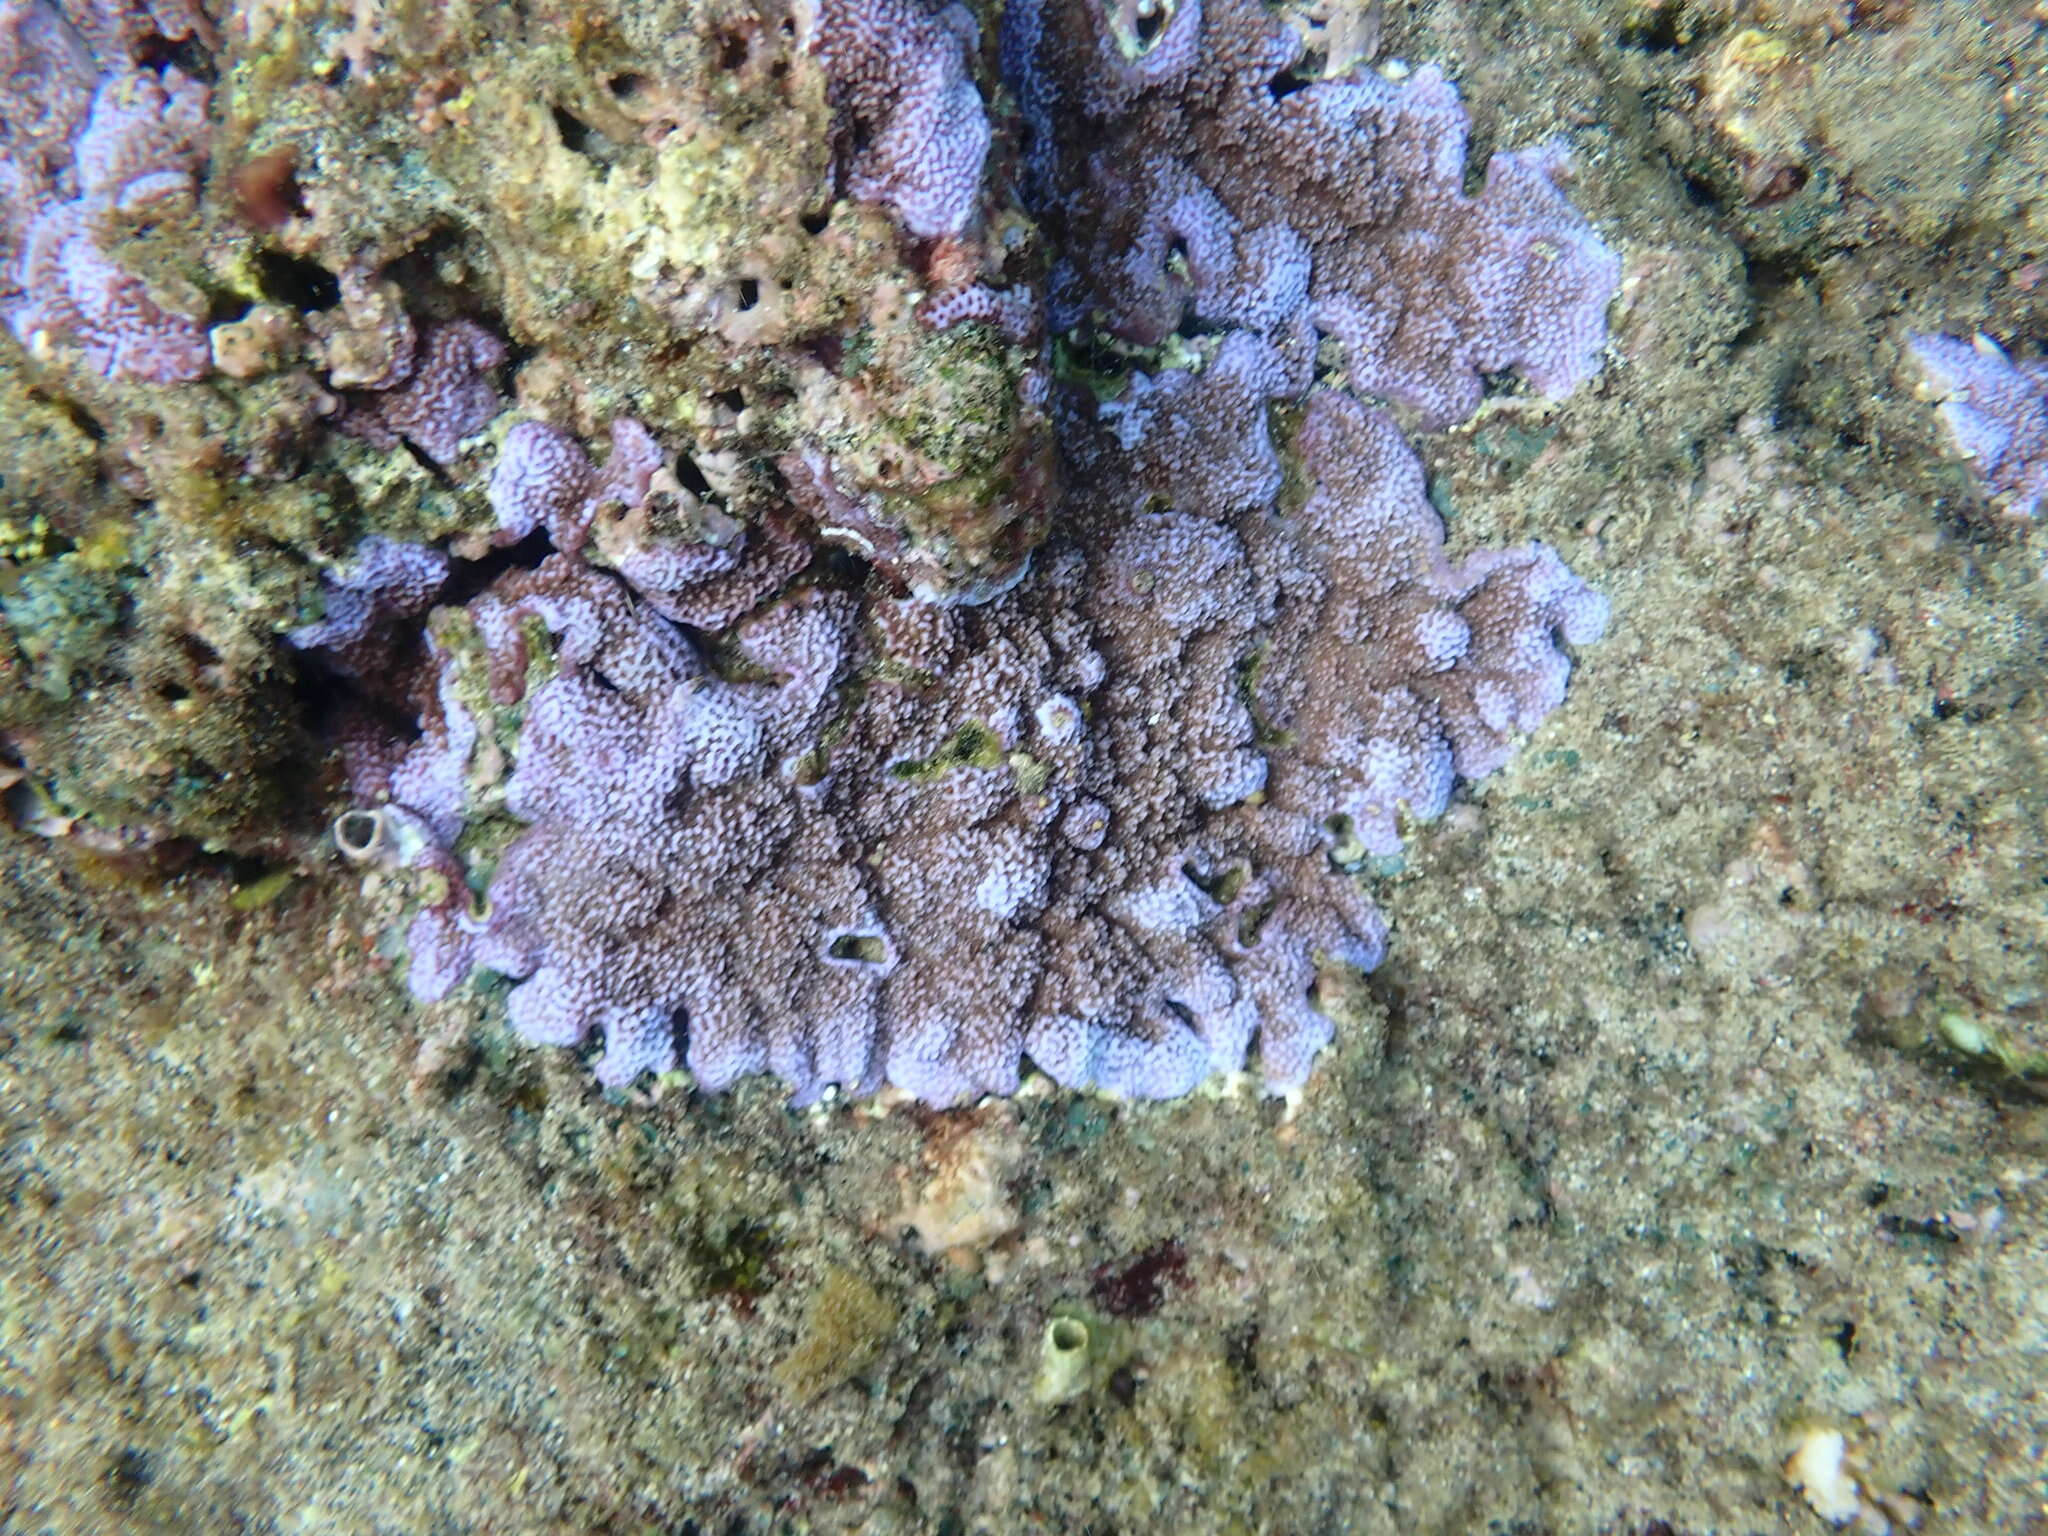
top-left (301, 0), bottom-right (1616, 1106)
top-left (0, 0), bottom-right (213, 383)
top-left (1907, 332), bottom-right (2048, 519)
top-left (494, 419), bottom-right (809, 626)
top-left (338, 318), bottom-right (509, 468)
top-left (1004, 0), bottom-right (1620, 428)
top-left (816, 0), bottom-right (992, 240)
top-left (288, 536), bottom-right (451, 681)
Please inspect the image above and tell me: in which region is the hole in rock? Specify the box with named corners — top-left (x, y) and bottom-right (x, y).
top-left (551, 105), bottom-right (598, 157)
top-left (253, 249), bottom-right (340, 311)
top-left (607, 71), bottom-right (652, 103)
top-left (674, 453), bottom-right (714, 499)
top-left (827, 933), bottom-right (891, 964)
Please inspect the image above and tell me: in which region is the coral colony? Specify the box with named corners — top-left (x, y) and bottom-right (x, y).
top-left (282, 0), bottom-right (1620, 1104)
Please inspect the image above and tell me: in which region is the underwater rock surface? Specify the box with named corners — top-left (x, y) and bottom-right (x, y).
top-left (7, 0), bottom-right (2048, 1531)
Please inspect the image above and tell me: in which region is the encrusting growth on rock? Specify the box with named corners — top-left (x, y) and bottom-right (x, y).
top-left (817, 0), bottom-right (992, 240)
top-left (295, 0), bottom-right (1616, 1106)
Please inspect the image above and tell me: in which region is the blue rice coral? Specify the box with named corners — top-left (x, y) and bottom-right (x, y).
top-left (297, 0), bottom-right (1616, 1105)
top-left (1907, 332), bottom-right (2048, 520)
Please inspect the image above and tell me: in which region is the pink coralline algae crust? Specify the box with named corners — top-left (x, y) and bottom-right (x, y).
top-left (0, 0), bottom-right (212, 383)
top-left (816, 0), bottom-right (993, 239)
top-left (288, 536), bottom-right (451, 680)
top-left (305, 390), bottom-right (1604, 1103)
top-left (1255, 396), bottom-right (1610, 860)
top-left (1908, 333), bottom-right (2048, 519)
top-left (298, 0), bottom-right (1616, 1106)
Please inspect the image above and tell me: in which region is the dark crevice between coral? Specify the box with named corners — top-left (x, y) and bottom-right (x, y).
top-left (443, 528), bottom-right (556, 607)
top-left (291, 650), bottom-right (418, 754)
top-left (129, 30), bottom-right (214, 81)
top-left (1742, 246), bottom-right (1824, 302)
top-left (1050, 328), bottom-right (1149, 400)
top-left (289, 543), bottom-right (572, 757)
top-left (499, 335), bottom-right (540, 381)
top-left (1268, 67), bottom-right (1312, 102)
top-left (1616, 7), bottom-right (1689, 54)
top-left (251, 249), bottom-right (341, 312)
top-left (1679, 171), bottom-right (1724, 213)
top-left (291, 522), bottom-right (584, 809)
top-left (551, 104), bottom-right (600, 159)
top-left (1234, 893), bottom-right (1276, 948)
top-left (672, 452), bottom-right (715, 500)
top-left (1181, 859), bottom-right (1247, 905)
top-left (399, 437), bottom-right (459, 489)
top-left (203, 286), bottom-right (251, 328)
top-left (802, 542), bottom-right (871, 600)
top-left (716, 29), bottom-right (751, 71)
top-left (379, 228), bottom-right (502, 329)
top-left (28, 389), bottom-right (106, 444)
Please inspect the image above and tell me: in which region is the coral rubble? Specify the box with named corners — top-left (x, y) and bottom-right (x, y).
top-left (298, 0), bottom-right (1615, 1104)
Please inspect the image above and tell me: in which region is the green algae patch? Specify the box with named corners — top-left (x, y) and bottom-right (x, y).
top-left (888, 720), bottom-right (1005, 781)
top-left (774, 1268), bottom-right (898, 1403)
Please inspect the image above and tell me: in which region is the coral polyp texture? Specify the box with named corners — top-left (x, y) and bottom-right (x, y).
top-left (1907, 332), bottom-right (2048, 519)
top-left (0, 0), bottom-right (213, 383)
top-left (817, 0), bottom-right (992, 240)
top-left (1006, 0), bottom-right (1620, 426)
top-left (297, 0), bottom-right (1617, 1105)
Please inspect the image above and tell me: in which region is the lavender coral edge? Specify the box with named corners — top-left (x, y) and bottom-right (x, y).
top-left (1907, 332), bottom-right (2048, 520)
top-left (294, 0), bottom-right (1620, 1108)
